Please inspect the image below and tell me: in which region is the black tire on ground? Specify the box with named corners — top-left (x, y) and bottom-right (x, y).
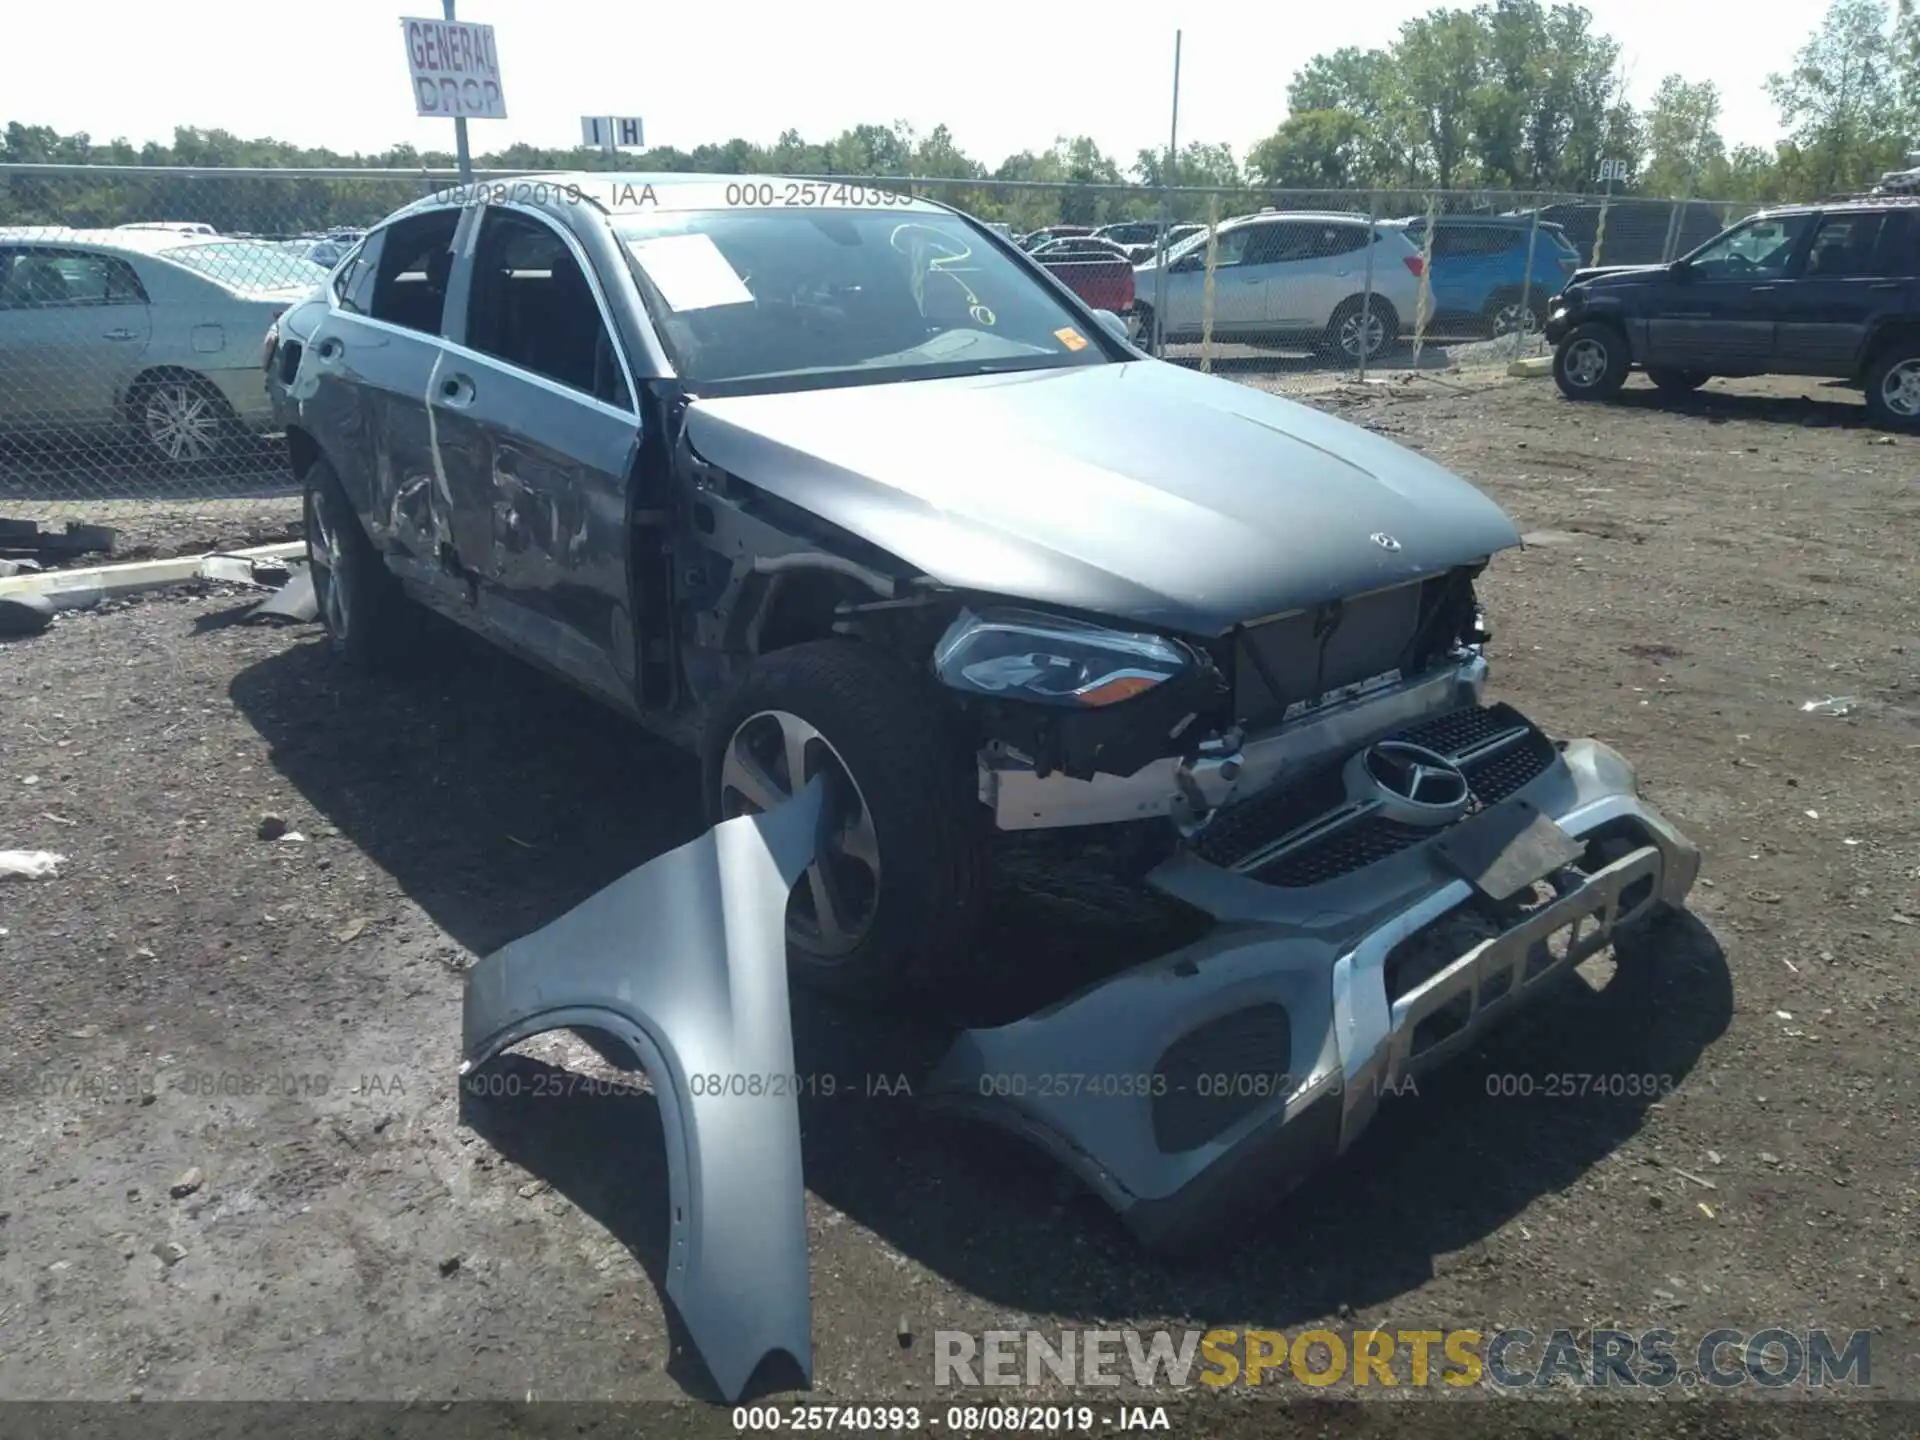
top-left (304, 458), bottom-right (413, 668)
top-left (702, 639), bottom-right (988, 1001)
top-left (1553, 321), bottom-right (1630, 401)
top-left (131, 371), bottom-right (240, 465)
top-left (1862, 343), bottom-right (1920, 432)
top-left (1647, 367), bottom-right (1712, 396)
top-left (1320, 297), bottom-right (1400, 362)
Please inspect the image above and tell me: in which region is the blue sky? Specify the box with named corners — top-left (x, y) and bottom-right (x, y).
top-left (7, 0), bottom-right (1800, 166)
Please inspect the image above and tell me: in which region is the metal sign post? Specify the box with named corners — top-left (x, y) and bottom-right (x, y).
top-left (445, 0), bottom-right (472, 182)
top-left (401, 4), bottom-right (508, 183)
top-left (1151, 30), bottom-right (1181, 359)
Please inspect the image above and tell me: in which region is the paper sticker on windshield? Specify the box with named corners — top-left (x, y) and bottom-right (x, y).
top-left (628, 233), bottom-right (754, 311)
top-left (1054, 327), bottom-right (1089, 351)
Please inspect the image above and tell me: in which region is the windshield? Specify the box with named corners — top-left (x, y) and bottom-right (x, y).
top-left (614, 208), bottom-right (1114, 390)
top-left (160, 241), bottom-right (325, 290)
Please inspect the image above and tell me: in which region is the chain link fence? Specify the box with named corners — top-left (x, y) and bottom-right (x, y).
top-left (0, 162), bottom-right (1754, 556)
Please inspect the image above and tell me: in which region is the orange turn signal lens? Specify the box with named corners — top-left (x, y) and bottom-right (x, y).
top-left (1074, 673), bottom-right (1163, 707)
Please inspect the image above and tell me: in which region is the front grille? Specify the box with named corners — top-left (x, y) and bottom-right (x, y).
top-left (1190, 768), bottom-right (1347, 868)
top-left (1197, 702), bottom-right (1560, 888)
top-left (1249, 817), bottom-right (1432, 887)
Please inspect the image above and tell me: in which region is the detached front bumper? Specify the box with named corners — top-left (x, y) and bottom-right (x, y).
top-left (929, 713), bottom-right (1699, 1251)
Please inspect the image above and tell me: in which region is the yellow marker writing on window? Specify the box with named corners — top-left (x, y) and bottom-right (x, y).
top-left (1055, 327), bottom-right (1089, 351)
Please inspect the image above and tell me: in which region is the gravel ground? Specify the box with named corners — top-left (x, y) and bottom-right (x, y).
top-left (1, 367), bottom-right (1916, 1433)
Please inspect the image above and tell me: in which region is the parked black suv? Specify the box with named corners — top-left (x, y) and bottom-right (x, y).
top-left (1544, 200), bottom-right (1920, 430)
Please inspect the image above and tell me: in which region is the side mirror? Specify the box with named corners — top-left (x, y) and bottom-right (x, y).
top-left (1668, 259), bottom-right (1690, 280)
top-left (1093, 309), bottom-right (1131, 344)
top-left (1171, 254), bottom-right (1200, 274)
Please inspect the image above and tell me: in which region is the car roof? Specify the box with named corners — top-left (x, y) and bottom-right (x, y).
top-left (375, 171), bottom-right (956, 232)
top-left (0, 226), bottom-right (238, 256)
top-left (1229, 210), bottom-right (1370, 226)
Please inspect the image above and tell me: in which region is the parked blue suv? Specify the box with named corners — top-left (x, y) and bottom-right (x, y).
top-left (1390, 215), bottom-right (1584, 337)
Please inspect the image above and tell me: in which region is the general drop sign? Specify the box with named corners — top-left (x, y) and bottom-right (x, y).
top-left (402, 17), bottom-right (508, 119)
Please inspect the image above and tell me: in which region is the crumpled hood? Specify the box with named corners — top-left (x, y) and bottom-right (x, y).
top-left (684, 360), bottom-right (1520, 634)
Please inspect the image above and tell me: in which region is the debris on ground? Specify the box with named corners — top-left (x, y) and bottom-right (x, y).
top-left (0, 850), bottom-right (66, 880)
top-left (249, 565), bottom-right (318, 625)
top-left (169, 1167), bottom-right (204, 1200)
top-left (256, 814), bottom-right (289, 842)
top-left (0, 592), bottom-right (55, 638)
top-left (0, 518), bottom-right (118, 563)
top-left (1800, 696), bottom-right (1858, 717)
top-left (197, 553), bottom-right (292, 589)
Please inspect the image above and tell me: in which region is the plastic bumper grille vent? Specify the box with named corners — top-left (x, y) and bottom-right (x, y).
top-left (1151, 1003), bottom-right (1295, 1153)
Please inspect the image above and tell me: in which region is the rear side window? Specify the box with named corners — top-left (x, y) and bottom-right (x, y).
top-left (1804, 213), bottom-right (1895, 278)
top-left (1306, 224), bottom-right (1369, 259)
top-left (367, 210), bottom-right (461, 335)
top-left (1879, 212), bottom-right (1918, 277)
top-left (1430, 227), bottom-right (1517, 258)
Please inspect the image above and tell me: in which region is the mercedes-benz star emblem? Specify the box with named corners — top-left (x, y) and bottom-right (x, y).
top-left (1345, 740), bottom-right (1472, 826)
top-left (1370, 532), bottom-right (1402, 551)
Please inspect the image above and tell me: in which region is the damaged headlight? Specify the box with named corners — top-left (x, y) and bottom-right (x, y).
top-left (931, 608), bottom-right (1192, 707)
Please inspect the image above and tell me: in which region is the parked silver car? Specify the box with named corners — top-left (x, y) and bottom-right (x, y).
top-left (1132, 211), bottom-right (1427, 359)
top-left (0, 228), bottom-right (319, 462)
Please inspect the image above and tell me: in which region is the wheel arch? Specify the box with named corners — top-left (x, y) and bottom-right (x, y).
top-left (284, 423), bottom-right (324, 483)
top-left (1860, 319), bottom-right (1920, 378)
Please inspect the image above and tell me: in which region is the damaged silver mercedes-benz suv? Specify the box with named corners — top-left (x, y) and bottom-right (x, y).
top-left (272, 175), bottom-right (1699, 1363)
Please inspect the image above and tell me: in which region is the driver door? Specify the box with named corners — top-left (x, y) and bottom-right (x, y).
top-left (1643, 214), bottom-right (1813, 370)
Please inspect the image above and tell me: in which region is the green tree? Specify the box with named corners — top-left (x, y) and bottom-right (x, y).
top-left (1287, 46), bottom-right (1414, 183)
top-left (1766, 0), bottom-right (1907, 194)
top-left (1396, 8), bottom-right (1488, 189)
top-left (1248, 111), bottom-right (1368, 189)
top-left (1641, 75), bottom-right (1727, 198)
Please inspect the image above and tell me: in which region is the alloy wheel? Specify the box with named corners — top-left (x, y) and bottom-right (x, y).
top-left (142, 381), bottom-right (223, 462)
top-left (1492, 300), bottom-right (1540, 337)
top-left (719, 709), bottom-right (881, 959)
top-left (1562, 337), bottom-right (1610, 388)
top-left (1339, 309), bottom-right (1387, 360)
top-left (1880, 358), bottom-right (1920, 419)
top-left (307, 488), bottom-right (351, 641)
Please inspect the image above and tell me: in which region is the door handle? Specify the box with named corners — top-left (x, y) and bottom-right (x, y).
top-left (102, 328), bottom-right (138, 341)
top-left (1749, 285), bottom-right (1778, 293)
top-left (439, 373), bottom-right (476, 407)
top-left (1870, 281), bottom-right (1902, 291)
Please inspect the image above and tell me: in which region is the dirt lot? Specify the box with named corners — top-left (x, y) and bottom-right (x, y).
top-left (1, 367), bottom-right (1916, 1432)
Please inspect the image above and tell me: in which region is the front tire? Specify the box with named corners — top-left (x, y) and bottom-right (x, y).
top-left (1864, 345), bottom-right (1920, 432)
top-left (1553, 322), bottom-right (1629, 401)
top-left (304, 459), bottom-right (412, 667)
top-left (703, 640), bottom-right (987, 1001)
top-left (1647, 367), bottom-right (1711, 396)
